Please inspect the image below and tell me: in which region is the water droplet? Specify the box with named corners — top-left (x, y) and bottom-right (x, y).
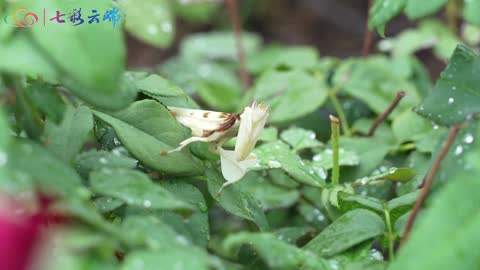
top-left (161, 22), bottom-right (172, 33)
top-left (454, 145), bottom-right (463, 156)
top-left (0, 152), bottom-right (8, 166)
top-left (464, 133), bottom-right (474, 144)
top-left (147, 24), bottom-right (158, 35)
top-left (448, 97), bottom-right (454, 104)
top-left (313, 155), bottom-right (322, 162)
top-left (267, 160), bottom-right (282, 168)
top-left (143, 200), bottom-right (151, 208)
top-left (309, 133), bottom-right (316, 139)
top-left (99, 157), bottom-right (107, 164)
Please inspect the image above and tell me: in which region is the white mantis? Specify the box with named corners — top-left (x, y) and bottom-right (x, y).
top-left (162, 101), bottom-right (269, 193)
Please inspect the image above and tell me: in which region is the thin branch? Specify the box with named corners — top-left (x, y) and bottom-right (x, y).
top-left (328, 86), bottom-right (352, 136)
top-left (400, 125), bottom-right (461, 246)
top-left (368, 91), bottom-right (406, 136)
top-left (362, 0), bottom-right (374, 57)
top-left (226, 0), bottom-right (250, 90)
top-left (330, 115), bottom-right (340, 185)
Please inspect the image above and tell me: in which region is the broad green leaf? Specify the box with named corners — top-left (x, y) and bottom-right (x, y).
top-left (180, 31), bottom-right (261, 61)
top-left (369, 0), bottom-right (407, 35)
top-left (24, 82), bottom-right (65, 124)
top-left (206, 168), bottom-right (269, 231)
top-left (75, 149), bottom-right (137, 177)
top-left (224, 232), bottom-right (330, 270)
top-left (121, 249), bottom-right (212, 270)
top-left (259, 127), bottom-right (278, 142)
top-left (92, 100), bottom-right (204, 176)
top-left (15, 85), bottom-right (43, 140)
top-left (274, 227), bottom-right (315, 245)
top-left (312, 148), bottom-right (360, 170)
top-left (389, 150), bottom-right (480, 270)
top-left (386, 190), bottom-right (419, 223)
top-left (280, 127), bottom-right (322, 151)
top-left (405, 0), bottom-right (448, 19)
top-left (237, 172), bottom-right (300, 210)
top-left (247, 45), bottom-right (319, 74)
top-left (161, 181), bottom-right (210, 247)
top-left (26, 0), bottom-right (136, 110)
top-left (255, 141), bottom-right (325, 187)
top-left (337, 193), bottom-right (384, 215)
top-left (90, 169), bottom-right (194, 213)
top-left (93, 197), bottom-right (124, 213)
top-left (5, 139), bottom-right (87, 197)
top-left (172, 1), bottom-right (221, 23)
top-left (392, 109), bottom-right (432, 143)
top-left (464, 0), bottom-right (480, 26)
top-left (339, 137), bottom-right (395, 181)
top-left (328, 242), bottom-right (386, 270)
top-left (304, 209), bottom-right (385, 257)
top-left (333, 56), bottom-right (420, 119)
top-left (44, 106), bottom-right (93, 164)
top-left (131, 72), bottom-right (198, 108)
top-left (416, 45), bottom-right (480, 125)
top-left (252, 69), bottom-right (328, 123)
top-left (119, 0), bottom-right (174, 48)
top-left (158, 57), bottom-right (242, 111)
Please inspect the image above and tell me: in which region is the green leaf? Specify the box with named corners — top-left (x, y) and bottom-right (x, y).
top-left (382, 167), bottom-right (416, 182)
top-left (158, 57), bottom-right (242, 111)
top-left (337, 193), bottom-right (384, 215)
top-left (161, 181), bottom-right (210, 247)
top-left (312, 148), bottom-right (360, 170)
top-left (405, 0), bottom-right (448, 19)
top-left (304, 209), bottom-right (385, 257)
top-left (416, 45), bottom-right (480, 125)
top-left (6, 139), bottom-right (87, 197)
top-left (252, 69), bottom-right (328, 123)
top-left (255, 141), bottom-right (325, 187)
top-left (224, 232), bottom-right (330, 270)
top-left (333, 56), bottom-right (421, 119)
top-left (206, 168), bottom-right (269, 231)
top-left (274, 226), bottom-right (315, 245)
top-left (180, 31), bottom-right (261, 61)
top-left (75, 149), bottom-right (137, 177)
top-left (44, 106), bottom-right (93, 164)
top-left (464, 0), bottom-right (480, 26)
top-left (280, 127), bottom-right (322, 151)
top-left (0, 111), bottom-right (11, 181)
top-left (119, 0), bottom-right (174, 48)
top-left (389, 150), bottom-right (480, 270)
top-left (132, 72), bottom-right (198, 108)
top-left (26, 0), bottom-right (136, 110)
top-left (121, 249), bottom-right (212, 270)
top-left (247, 45), bottom-right (319, 74)
top-left (15, 85), bottom-right (43, 140)
top-left (339, 137), bottom-right (395, 181)
top-left (172, 1), bottom-right (221, 23)
top-left (237, 172), bottom-right (300, 210)
top-left (90, 169), bottom-right (194, 213)
top-left (392, 109), bottom-right (432, 143)
top-left (369, 0), bottom-right (407, 35)
top-left (92, 100), bottom-right (204, 176)
top-left (24, 82), bottom-right (65, 124)
top-left (386, 190), bottom-right (419, 223)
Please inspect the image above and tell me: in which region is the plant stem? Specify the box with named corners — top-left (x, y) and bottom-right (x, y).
top-left (401, 125), bottom-right (461, 246)
top-left (330, 115), bottom-right (340, 185)
top-left (328, 87), bottom-right (352, 136)
top-left (446, 0), bottom-right (458, 34)
top-left (362, 0), bottom-right (374, 57)
top-left (226, 0), bottom-right (250, 90)
top-left (368, 91), bottom-right (406, 136)
top-left (384, 206), bottom-right (395, 260)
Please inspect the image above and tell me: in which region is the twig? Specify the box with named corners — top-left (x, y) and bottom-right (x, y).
top-left (362, 0), bottom-right (374, 57)
top-left (330, 115), bottom-right (340, 185)
top-left (226, 0), bottom-right (250, 90)
top-left (400, 125), bottom-right (461, 246)
top-left (368, 91), bottom-right (406, 136)
top-left (328, 86), bottom-right (352, 136)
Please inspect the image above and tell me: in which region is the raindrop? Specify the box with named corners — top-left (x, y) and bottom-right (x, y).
top-left (309, 133), bottom-right (316, 139)
top-left (454, 145), bottom-right (463, 156)
top-left (464, 133), bottom-right (474, 144)
top-left (143, 200), bottom-right (152, 208)
top-left (267, 160), bottom-right (282, 168)
top-left (448, 97), bottom-right (454, 104)
top-left (0, 152), bottom-right (7, 166)
top-left (99, 157), bottom-right (108, 164)
top-left (147, 24), bottom-right (158, 35)
top-left (313, 155), bottom-right (322, 162)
